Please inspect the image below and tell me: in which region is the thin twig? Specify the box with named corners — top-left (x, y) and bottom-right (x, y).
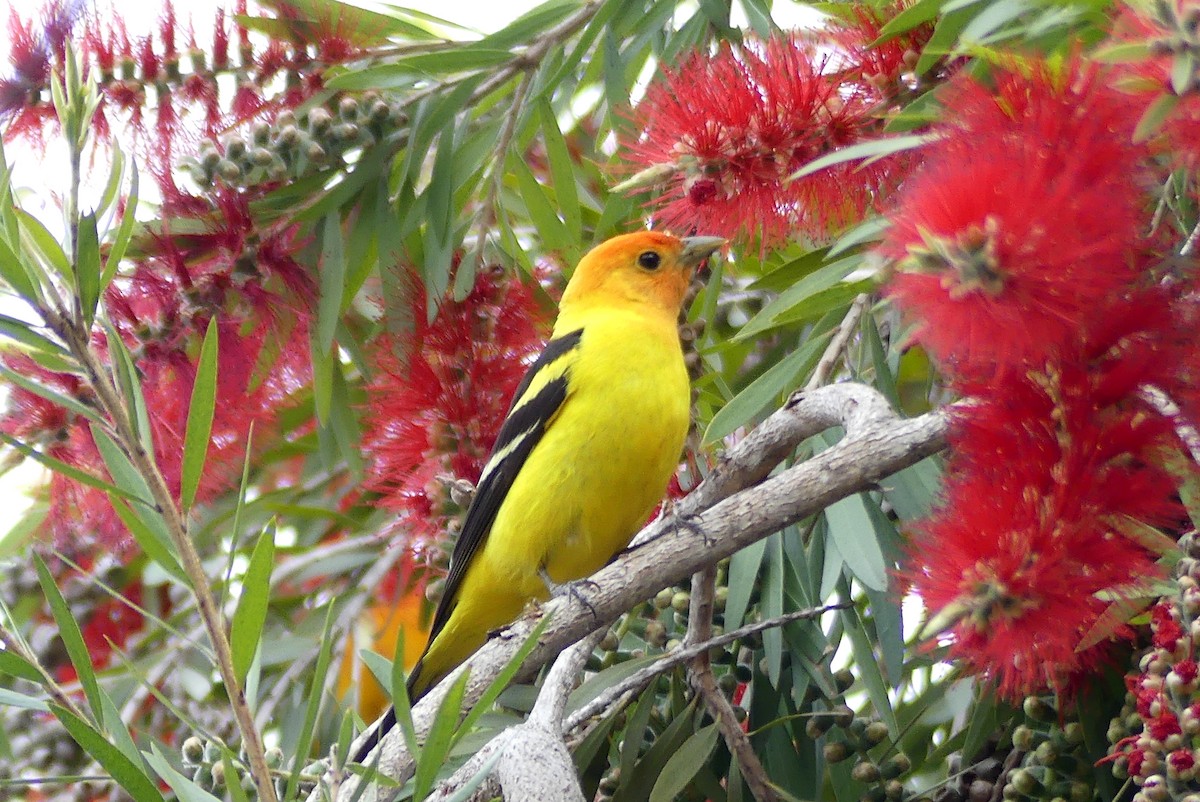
top-left (685, 566), bottom-right (779, 802)
top-left (471, 73), bottom-right (532, 270)
top-left (0, 627), bottom-right (89, 722)
top-left (564, 602), bottom-right (850, 733)
top-left (44, 311), bottom-right (278, 802)
top-left (806, 293), bottom-right (868, 391)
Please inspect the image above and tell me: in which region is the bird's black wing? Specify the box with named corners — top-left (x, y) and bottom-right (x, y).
top-left (424, 327), bottom-right (584, 650)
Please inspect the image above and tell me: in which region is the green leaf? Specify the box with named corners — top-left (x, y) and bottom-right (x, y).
top-left (231, 520), bottom-right (276, 685)
top-left (0, 365), bottom-right (104, 426)
top-left (1173, 51), bottom-right (1196, 95)
top-left (144, 744), bottom-right (220, 802)
top-left (181, 319), bottom-right (218, 511)
top-left (456, 613), bottom-right (552, 740)
top-left (52, 705), bottom-right (166, 802)
top-left (789, 134), bottom-right (934, 182)
top-left (0, 222), bottom-right (44, 302)
top-left (89, 423), bottom-right (155, 505)
top-left (537, 99), bottom-right (582, 244)
top-left (915, 4), bottom-right (977, 75)
top-left (0, 648), bottom-right (42, 683)
top-left (649, 723), bottom-right (720, 802)
top-left (704, 329), bottom-right (834, 445)
top-left (104, 328), bottom-right (153, 455)
top-left (377, 624), bottom-right (418, 764)
top-left (838, 587), bottom-right (898, 732)
top-left (0, 431), bottom-right (133, 500)
top-left (1134, 93), bottom-right (1179, 143)
top-left (316, 214), bottom-right (346, 354)
top-left (0, 313), bottom-right (70, 356)
top-left (724, 539), bottom-right (768, 632)
top-left (284, 602), bottom-right (337, 802)
top-left (875, 0), bottom-right (943, 39)
top-left (413, 669), bottom-right (471, 800)
top-left (107, 493), bottom-right (186, 583)
top-left (17, 208), bottom-right (71, 283)
top-left (35, 555), bottom-right (101, 717)
top-left (327, 48), bottom-right (512, 89)
top-left (98, 689), bottom-right (144, 770)
top-left (101, 161), bottom-right (138, 291)
top-left (736, 256), bottom-right (868, 341)
top-left (825, 493), bottom-right (888, 591)
top-left (0, 686), bottom-right (48, 711)
top-left (76, 211), bottom-right (101, 328)
top-left (512, 156), bottom-right (570, 251)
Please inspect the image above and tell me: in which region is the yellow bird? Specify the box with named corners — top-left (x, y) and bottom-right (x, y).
top-left (355, 231), bottom-right (723, 761)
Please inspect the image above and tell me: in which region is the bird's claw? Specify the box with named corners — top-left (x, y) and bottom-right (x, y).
top-left (673, 513), bottom-right (711, 546)
top-left (539, 567), bottom-right (600, 620)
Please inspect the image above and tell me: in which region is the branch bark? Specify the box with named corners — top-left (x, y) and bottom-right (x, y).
top-left (330, 382), bottom-right (950, 801)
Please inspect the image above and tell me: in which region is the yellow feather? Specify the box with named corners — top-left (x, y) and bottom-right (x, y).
top-left (385, 231), bottom-right (723, 708)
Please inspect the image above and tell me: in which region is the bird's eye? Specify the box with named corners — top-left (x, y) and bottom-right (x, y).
top-left (637, 251), bottom-right (661, 270)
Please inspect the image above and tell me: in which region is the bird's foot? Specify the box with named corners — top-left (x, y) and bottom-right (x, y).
top-left (539, 567), bottom-right (600, 619)
top-left (673, 513), bottom-right (711, 546)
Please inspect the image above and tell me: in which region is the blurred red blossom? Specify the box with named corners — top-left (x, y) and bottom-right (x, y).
top-left (908, 359), bottom-right (1179, 698)
top-left (0, 185), bottom-right (313, 551)
top-left (362, 264), bottom-right (549, 554)
top-left (1, 0), bottom-right (365, 157)
top-left (826, 2), bottom-right (936, 102)
top-left (621, 34), bottom-right (904, 246)
top-left (883, 60), bottom-right (1148, 380)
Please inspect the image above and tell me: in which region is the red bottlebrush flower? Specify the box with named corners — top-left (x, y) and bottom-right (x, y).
top-left (826, 3), bottom-right (935, 101)
top-left (56, 580), bottom-right (147, 682)
top-left (363, 263), bottom-right (549, 552)
top-left (1153, 602), bottom-right (1187, 650)
top-left (882, 60), bottom-right (1148, 379)
top-left (621, 34), bottom-right (899, 246)
top-left (908, 359), bottom-right (1177, 699)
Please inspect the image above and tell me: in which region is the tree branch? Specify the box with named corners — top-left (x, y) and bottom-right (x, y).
top-left (331, 382), bottom-right (949, 800)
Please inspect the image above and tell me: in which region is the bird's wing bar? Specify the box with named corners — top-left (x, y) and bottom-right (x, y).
top-left (425, 328), bottom-right (584, 640)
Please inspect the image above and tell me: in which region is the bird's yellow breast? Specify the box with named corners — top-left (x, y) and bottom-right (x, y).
top-left (418, 305), bottom-right (690, 682)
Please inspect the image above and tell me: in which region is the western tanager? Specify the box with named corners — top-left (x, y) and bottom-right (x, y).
top-left (355, 231), bottom-right (723, 761)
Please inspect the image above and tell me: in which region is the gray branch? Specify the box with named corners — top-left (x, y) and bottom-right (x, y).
top-left (328, 382), bottom-right (950, 801)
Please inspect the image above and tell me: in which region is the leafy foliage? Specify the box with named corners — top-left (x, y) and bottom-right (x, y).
top-left (0, 1), bottom-right (1198, 802)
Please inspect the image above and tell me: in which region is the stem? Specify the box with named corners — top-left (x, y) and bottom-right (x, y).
top-left (45, 309), bottom-right (278, 802)
top-left (685, 566), bottom-right (779, 802)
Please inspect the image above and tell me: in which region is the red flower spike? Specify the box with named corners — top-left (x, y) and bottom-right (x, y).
top-left (827, 3), bottom-right (935, 100)
top-left (908, 357), bottom-right (1180, 699)
top-left (882, 60), bottom-right (1147, 379)
top-left (622, 34), bottom-right (901, 246)
top-left (363, 264), bottom-right (549, 553)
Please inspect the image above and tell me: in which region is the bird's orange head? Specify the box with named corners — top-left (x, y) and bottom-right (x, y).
top-left (558, 232), bottom-right (724, 319)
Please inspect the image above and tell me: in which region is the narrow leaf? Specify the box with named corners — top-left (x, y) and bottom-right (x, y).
top-left (144, 744), bottom-right (221, 802)
top-left (413, 669), bottom-right (471, 801)
top-left (649, 723), bottom-right (720, 802)
top-left (0, 431), bottom-right (133, 500)
top-left (35, 555), bottom-right (101, 717)
top-left (0, 366), bottom-right (104, 426)
top-left (107, 492), bottom-right (186, 583)
top-left (316, 214), bottom-right (346, 354)
top-left (180, 319), bottom-right (219, 510)
top-left (51, 706), bottom-right (165, 802)
top-left (76, 211), bottom-right (101, 327)
top-left (101, 162), bottom-right (138, 291)
top-left (284, 602), bottom-right (337, 802)
top-left (788, 135), bottom-right (933, 181)
top-left (0, 686), bottom-right (48, 710)
top-left (231, 520), bottom-right (276, 685)
top-left (0, 648), bottom-right (43, 683)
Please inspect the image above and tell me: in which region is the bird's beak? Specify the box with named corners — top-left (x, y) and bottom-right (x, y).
top-left (678, 236), bottom-right (726, 268)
